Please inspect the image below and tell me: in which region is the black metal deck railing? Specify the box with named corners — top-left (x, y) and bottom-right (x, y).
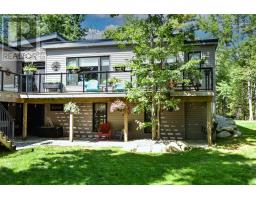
top-left (0, 68), bottom-right (213, 94)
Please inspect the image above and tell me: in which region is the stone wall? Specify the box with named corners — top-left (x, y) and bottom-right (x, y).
top-left (160, 103), bottom-right (185, 140)
top-left (44, 103), bottom-right (93, 138)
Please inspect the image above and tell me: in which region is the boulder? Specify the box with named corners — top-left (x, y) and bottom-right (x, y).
top-left (217, 131), bottom-right (232, 138)
top-left (215, 115), bottom-right (237, 133)
top-left (233, 130), bottom-right (242, 137)
top-left (221, 125), bottom-right (237, 132)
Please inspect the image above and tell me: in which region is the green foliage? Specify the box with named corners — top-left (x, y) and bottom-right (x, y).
top-left (0, 14), bottom-right (87, 43)
top-left (108, 77), bottom-right (121, 85)
top-left (66, 65), bottom-right (80, 70)
top-left (64, 102), bottom-right (80, 114)
top-left (106, 15), bottom-right (201, 138)
top-left (199, 15), bottom-right (256, 119)
top-left (23, 63), bottom-right (37, 72)
top-left (38, 14), bottom-right (87, 40)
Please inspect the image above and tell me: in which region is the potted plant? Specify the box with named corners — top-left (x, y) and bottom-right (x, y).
top-left (66, 65), bottom-right (80, 74)
top-left (110, 99), bottom-right (129, 112)
top-left (108, 77), bottom-right (121, 86)
top-left (23, 63), bottom-right (37, 75)
top-left (64, 102), bottom-right (80, 142)
top-left (113, 64), bottom-right (126, 72)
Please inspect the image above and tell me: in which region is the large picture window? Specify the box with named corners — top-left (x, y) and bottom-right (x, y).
top-left (66, 56), bottom-right (110, 85)
top-left (93, 103), bottom-right (107, 132)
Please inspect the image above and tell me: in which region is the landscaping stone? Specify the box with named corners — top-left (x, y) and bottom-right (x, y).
top-left (217, 131), bottom-right (232, 138)
top-left (221, 125), bottom-right (237, 132)
top-left (233, 130), bottom-right (242, 137)
top-left (215, 115), bottom-right (240, 138)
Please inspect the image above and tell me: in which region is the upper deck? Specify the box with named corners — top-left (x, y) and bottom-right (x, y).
top-left (0, 67), bottom-right (214, 102)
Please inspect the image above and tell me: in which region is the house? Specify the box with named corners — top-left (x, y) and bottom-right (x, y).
top-left (0, 32), bottom-right (218, 150)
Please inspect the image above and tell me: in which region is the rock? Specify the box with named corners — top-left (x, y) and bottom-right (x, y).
top-left (221, 125), bottom-right (237, 132)
top-left (215, 115), bottom-right (237, 133)
top-left (217, 131), bottom-right (232, 138)
top-left (166, 142), bottom-right (182, 152)
top-left (233, 130), bottom-right (242, 137)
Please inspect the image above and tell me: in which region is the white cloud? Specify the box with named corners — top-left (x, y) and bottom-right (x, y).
top-left (85, 28), bottom-right (104, 40)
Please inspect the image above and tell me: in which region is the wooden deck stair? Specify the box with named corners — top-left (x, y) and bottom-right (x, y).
top-left (0, 132), bottom-right (16, 151)
top-left (0, 103), bottom-right (16, 151)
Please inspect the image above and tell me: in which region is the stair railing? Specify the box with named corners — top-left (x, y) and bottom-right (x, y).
top-left (0, 103), bottom-right (15, 141)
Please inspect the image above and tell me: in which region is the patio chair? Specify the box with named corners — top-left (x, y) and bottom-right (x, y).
top-left (113, 82), bottom-right (125, 92)
top-left (84, 80), bottom-right (99, 92)
top-left (97, 123), bottom-right (112, 140)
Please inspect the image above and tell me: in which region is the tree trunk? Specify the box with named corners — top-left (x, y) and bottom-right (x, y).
top-left (254, 83), bottom-right (256, 119)
top-left (151, 100), bottom-right (157, 140)
top-left (69, 112), bottom-right (74, 142)
top-left (248, 80), bottom-right (253, 121)
top-left (156, 101), bottom-right (161, 140)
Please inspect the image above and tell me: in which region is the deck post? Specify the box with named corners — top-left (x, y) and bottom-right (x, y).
top-left (207, 99), bottom-right (212, 146)
top-left (123, 106), bottom-right (129, 142)
top-left (22, 103), bottom-right (28, 140)
top-left (69, 113), bottom-right (74, 142)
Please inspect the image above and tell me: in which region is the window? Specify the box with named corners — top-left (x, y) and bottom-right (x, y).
top-left (66, 56), bottom-right (110, 85)
top-left (188, 52), bottom-right (201, 68)
top-left (93, 103), bottom-right (107, 132)
top-left (50, 104), bottom-right (63, 111)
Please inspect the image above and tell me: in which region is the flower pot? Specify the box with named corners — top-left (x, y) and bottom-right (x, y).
top-left (114, 66), bottom-right (126, 72)
top-left (24, 71), bottom-right (35, 75)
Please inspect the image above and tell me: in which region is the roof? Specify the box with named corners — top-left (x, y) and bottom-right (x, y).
top-left (42, 39), bottom-right (118, 49)
top-left (184, 39), bottom-right (218, 46)
top-left (0, 42), bottom-right (18, 52)
top-left (42, 38), bottom-right (218, 49)
top-left (9, 32), bottom-right (68, 47)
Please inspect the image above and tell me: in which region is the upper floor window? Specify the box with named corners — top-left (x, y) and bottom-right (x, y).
top-left (188, 52), bottom-right (201, 68)
top-left (66, 56), bottom-right (110, 85)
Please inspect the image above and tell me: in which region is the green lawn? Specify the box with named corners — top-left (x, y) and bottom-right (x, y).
top-left (0, 120), bottom-right (256, 185)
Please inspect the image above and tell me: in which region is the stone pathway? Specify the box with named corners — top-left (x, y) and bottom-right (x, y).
top-left (15, 137), bottom-right (208, 153)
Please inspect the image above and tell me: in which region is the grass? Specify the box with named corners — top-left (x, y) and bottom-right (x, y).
top-left (0, 120), bottom-right (256, 185)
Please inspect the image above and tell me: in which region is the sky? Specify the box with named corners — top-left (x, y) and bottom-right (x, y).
top-left (83, 14), bottom-right (212, 40)
top-left (83, 14), bottom-right (125, 30)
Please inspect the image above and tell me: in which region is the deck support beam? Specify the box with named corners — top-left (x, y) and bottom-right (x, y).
top-left (207, 100), bottom-right (213, 146)
top-left (22, 103), bottom-right (28, 140)
top-left (123, 106), bottom-right (129, 142)
top-left (69, 113), bottom-right (74, 142)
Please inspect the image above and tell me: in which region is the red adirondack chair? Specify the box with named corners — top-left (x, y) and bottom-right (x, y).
top-left (96, 123), bottom-right (112, 140)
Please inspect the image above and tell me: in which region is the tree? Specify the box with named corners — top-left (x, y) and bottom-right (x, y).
top-left (38, 15), bottom-right (87, 40)
top-left (199, 15), bottom-right (256, 120)
top-left (105, 15), bottom-right (201, 139)
top-left (0, 14), bottom-right (87, 43)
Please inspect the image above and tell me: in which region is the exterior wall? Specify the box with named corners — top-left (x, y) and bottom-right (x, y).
top-left (0, 49), bottom-right (18, 91)
top-left (184, 102), bottom-right (207, 140)
top-left (44, 101), bottom-right (147, 139)
top-left (160, 102), bottom-right (186, 140)
top-left (44, 46), bottom-right (134, 86)
top-left (44, 103), bottom-right (93, 138)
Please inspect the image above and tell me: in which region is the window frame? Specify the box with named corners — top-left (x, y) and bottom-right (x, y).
top-left (66, 56), bottom-right (110, 85)
top-left (188, 51), bottom-right (202, 68)
top-left (92, 103), bottom-right (108, 132)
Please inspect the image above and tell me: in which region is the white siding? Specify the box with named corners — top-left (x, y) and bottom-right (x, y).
top-left (45, 46), bottom-right (134, 85)
top-left (0, 49), bottom-right (18, 92)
